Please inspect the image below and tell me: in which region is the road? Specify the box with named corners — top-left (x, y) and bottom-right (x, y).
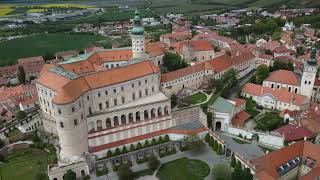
top-left (228, 70), bottom-right (256, 99)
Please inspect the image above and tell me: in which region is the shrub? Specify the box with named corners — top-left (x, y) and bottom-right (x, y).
top-left (106, 150), bottom-right (113, 158)
top-left (151, 138), bottom-right (157, 145)
top-left (144, 140), bottom-right (150, 148)
top-left (130, 144), bottom-right (135, 151)
top-left (114, 148), bottom-right (121, 156)
top-left (148, 155), bottom-right (160, 171)
top-left (158, 136), bottom-right (163, 144)
top-left (63, 170), bottom-right (76, 180)
top-left (205, 133), bottom-right (210, 143)
top-left (164, 135), bottom-right (170, 142)
top-left (136, 142), bottom-right (142, 150)
top-left (217, 144), bottom-right (223, 155)
top-left (230, 153), bottom-right (236, 168)
top-left (122, 146), bottom-right (128, 154)
top-left (213, 140), bottom-right (218, 151)
top-left (117, 164), bottom-right (134, 180)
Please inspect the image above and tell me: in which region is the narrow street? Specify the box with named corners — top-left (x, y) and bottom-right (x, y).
top-left (228, 70), bottom-right (256, 99)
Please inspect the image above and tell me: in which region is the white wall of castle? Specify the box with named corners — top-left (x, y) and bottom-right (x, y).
top-left (255, 57), bottom-right (274, 68)
top-left (131, 35), bottom-right (146, 59)
top-left (263, 80), bottom-right (301, 94)
top-left (227, 126), bottom-right (284, 148)
top-left (300, 64), bottom-right (317, 99)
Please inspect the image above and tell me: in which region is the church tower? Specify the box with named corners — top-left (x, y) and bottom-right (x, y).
top-left (131, 9), bottom-right (146, 59)
top-left (300, 47), bottom-right (318, 99)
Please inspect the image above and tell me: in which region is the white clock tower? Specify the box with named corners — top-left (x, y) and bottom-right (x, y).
top-left (131, 9), bottom-right (146, 59)
top-left (300, 48), bottom-right (318, 99)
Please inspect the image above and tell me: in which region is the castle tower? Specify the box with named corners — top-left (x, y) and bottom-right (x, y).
top-left (300, 47), bottom-right (318, 99)
top-left (131, 9), bottom-right (146, 59)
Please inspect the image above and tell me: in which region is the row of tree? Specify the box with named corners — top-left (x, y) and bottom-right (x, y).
top-left (205, 133), bottom-right (223, 155)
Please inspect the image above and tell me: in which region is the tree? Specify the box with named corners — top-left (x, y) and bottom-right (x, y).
top-left (0, 139), bottom-right (5, 149)
top-left (164, 135), bottom-right (170, 142)
top-left (217, 144), bottom-right (223, 155)
top-left (207, 112), bottom-right (213, 129)
top-left (15, 110), bottom-right (26, 120)
top-left (170, 94), bottom-right (177, 108)
top-left (232, 161), bottom-right (243, 180)
top-left (162, 52), bottom-right (188, 72)
top-left (144, 139), bottom-right (150, 147)
top-left (213, 140), bottom-right (218, 151)
top-left (296, 46), bottom-right (305, 57)
top-left (106, 150), bottom-right (113, 158)
top-left (158, 136), bottom-right (163, 144)
top-left (255, 65), bottom-right (269, 84)
top-left (212, 164), bottom-right (232, 180)
top-left (117, 164), bottom-right (134, 180)
top-left (205, 133), bottom-right (210, 143)
top-left (121, 146), bottom-right (128, 154)
top-left (209, 137), bottom-right (214, 147)
top-left (17, 65), bottom-right (26, 84)
top-left (151, 138), bottom-right (157, 145)
top-left (63, 170), bottom-right (76, 180)
top-left (148, 155), bottom-right (160, 171)
top-left (136, 142), bottom-right (142, 149)
top-left (230, 153), bottom-right (236, 168)
top-left (130, 144), bottom-right (135, 151)
top-left (243, 168), bottom-right (253, 180)
top-left (114, 147), bottom-right (121, 156)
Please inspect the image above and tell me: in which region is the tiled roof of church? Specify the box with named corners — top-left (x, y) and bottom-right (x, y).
top-left (265, 70), bottom-right (300, 86)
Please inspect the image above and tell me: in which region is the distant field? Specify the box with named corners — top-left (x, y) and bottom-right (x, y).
top-left (0, 33), bottom-right (107, 66)
top-left (0, 5), bottom-right (14, 16)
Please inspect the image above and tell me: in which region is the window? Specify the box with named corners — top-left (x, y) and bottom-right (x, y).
top-left (145, 79), bottom-right (148, 84)
top-left (89, 107), bottom-right (92, 115)
top-left (122, 97), bottom-right (125, 103)
top-left (132, 83), bottom-right (134, 88)
top-left (106, 64), bottom-right (109, 68)
top-left (74, 119), bottom-right (78, 126)
top-left (98, 93), bottom-right (101, 97)
top-left (58, 109), bottom-right (62, 114)
top-left (139, 81), bottom-right (141, 86)
top-left (305, 81), bottom-right (307, 84)
top-left (60, 122), bottom-right (64, 128)
top-left (145, 89), bottom-right (148, 96)
top-left (99, 103), bottom-right (102, 110)
top-left (81, 114), bottom-right (84, 120)
top-left (139, 91), bottom-right (142, 98)
top-left (87, 96), bottom-right (90, 100)
top-left (132, 93), bottom-right (136, 100)
top-left (72, 107), bottom-right (75, 112)
top-left (114, 99), bottom-right (118, 106)
top-left (113, 89), bottom-right (116, 93)
top-left (152, 87), bottom-right (155, 92)
top-left (106, 101), bottom-right (109, 108)
top-left (105, 91), bottom-right (108, 95)
top-left (121, 87), bottom-right (124, 91)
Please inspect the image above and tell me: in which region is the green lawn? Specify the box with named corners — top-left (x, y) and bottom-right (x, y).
top-left (0, 33), bottom-right (107, 66)
top-left (156, 158), bottom-right (210, 180)
top-left (182, 92), bottom-right (207, 105)
top-left (255, 112), bottom-right (283, 131)
top-left (0, 148), bottom-right (49, 180)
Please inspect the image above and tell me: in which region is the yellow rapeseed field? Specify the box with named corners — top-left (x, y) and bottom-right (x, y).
top-left (18, 4), bottom-right (95, 9)
top-left (0, 5), bottom-right (14, 16)
top-left (26, 9), bottom-right (47, 13)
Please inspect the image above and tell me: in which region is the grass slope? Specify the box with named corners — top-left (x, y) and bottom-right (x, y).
top-left (0, 33), bottom-right (106, 66)
top-left (156, 158), bottom-right (210, 180)
top-left (0, 148), bottom-right (49, 180)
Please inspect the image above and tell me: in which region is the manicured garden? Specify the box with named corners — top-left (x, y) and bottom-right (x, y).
top-left (0, 33), bottom-right (107, 66)
top-left (244, 98), bottom-right (260, 117)
top-left (156, 158), bottom-right (210, 180)
top-left (0, 148), bottom-right (49, 180)
top-left (181, 92), bottom-right (207, 105)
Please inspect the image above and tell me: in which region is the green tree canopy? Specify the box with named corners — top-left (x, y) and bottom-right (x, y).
top-left (212, 164), bottom-right (232, 180)
top-left (63, 170), bottom-right (76, 180)
top-left (255, 65), bottom-right (269, 84)
top-left (117, 164), bottom-right (134, 180)
top-left (148, 155), bottom-right (160, 171)
top-left (17, 65), bottom-right (26, 84)
top-left (162, 52), bottom-right (188, 72)
top-left (15, 110), bottom-right (26, 120)
top-left (230, 153), bottom-right (236, 168)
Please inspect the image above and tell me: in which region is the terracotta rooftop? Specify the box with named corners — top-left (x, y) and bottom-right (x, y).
top-left (161, 62), bottom-right (211, 83)
top-left (208, 54), bottom-right (233, 73)
top-left (231, 111), bottom-right (251, 127)
top-left (273, 45), bottom-right (290, 54)
top-left (258, 54), bottom-right (273, 60)
top-left (232, 98), bottom-right (246, 107)
top-left (242, 83), bottom-right (309, 106)
top-left (251, 141), bottom-right (320, 180)
top-left (171, 40), bottom-right (213, 53)
top-left (275, 124), bottom-right (314, 141)
top-left (265, 70), bottom-right (300, 86)
top-left (146, 42), bottom-right (165, 57)
top-left (38, 61), bottom-right (160, 104)
top-left (161, 31), bottom-right (191, 40)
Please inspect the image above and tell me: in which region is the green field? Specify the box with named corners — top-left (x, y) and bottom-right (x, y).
top-left (156, 158), bottom-right (210, 180)
top-left (0, 33), bottom-right (107, 66)
top-left (0, 148), bottom-right (49, 180)
top-left (182, 92), bottom-right (207, 105)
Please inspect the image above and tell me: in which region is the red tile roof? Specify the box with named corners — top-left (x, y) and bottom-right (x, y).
top-left (208, 54), bottom-right (233, 73)
top-left (275, 124), bottom-right (314, 141)
top-left (89, 127), bottom-right (207, 153)
top-left (273, 46), bottom-right (290, 54)
top-left (232, 98), bottom-right (246, 107)
top-left (231, 111), bottom-right (251, 127)
top-left (258, 54), bottom-right (273, 60)
top-left (265, 70), bottom-right (300, 86)
top-left (171, 40), bottom-right (213, 53)
top-left (38, 61), bottom-right (160, 104)
top-left (146, 42), bottom-right (165, 57)
top-left (242, 83), bottom-right (309, 106)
